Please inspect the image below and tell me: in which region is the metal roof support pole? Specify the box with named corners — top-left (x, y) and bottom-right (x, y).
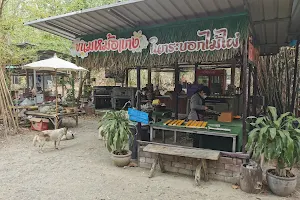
top-left (240, 62), bottom-right (243, 89)
top-left (42, 73), bottom-right (45, 102)
top-left (137, 66), bottom-right (141, 110)
top-left (242, 38), bottom-right (249, 153)
top-left (31, 72), bottom-right (34, 89)
top-left (125, 69), bottom-right (129, 87)
top-left (174, 62), bottom-right (180, 119)
top-left (33, 70), bottom-right (37, 105)
top-left (253, 65), bottom-right (258, 116)
top-left (194, 63), bottom-right (198, 84)
top-left (231, 58), bottom-right (236, 85)
top-left (290, 40), bottom-right (299, 113)
top-left (132, 66), bottom-right (142, 160)
top-left (147, 66), bottom-right (151, 85)
top-left (26, 70), bottom-right (29, 89)
top-left (247, 65), bottom-right (252, 116)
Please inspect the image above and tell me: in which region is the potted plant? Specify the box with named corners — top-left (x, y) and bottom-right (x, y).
top-left (98, 110), bottom-right (133, 167)
top-left (246, 106), bottom-right (300, 197)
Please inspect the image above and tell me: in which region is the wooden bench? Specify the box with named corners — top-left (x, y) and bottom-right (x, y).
top-left (143, 144), bottom-right (220, 185)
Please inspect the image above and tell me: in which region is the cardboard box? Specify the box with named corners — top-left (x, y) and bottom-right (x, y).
top-left (218, 112), bottom-right (233, 123)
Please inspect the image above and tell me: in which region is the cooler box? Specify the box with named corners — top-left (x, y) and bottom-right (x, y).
top-left (30, 118), bottom-right (49, 131)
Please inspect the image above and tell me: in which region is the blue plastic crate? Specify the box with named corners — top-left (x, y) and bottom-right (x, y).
top-left (128, 108), bottom-right (149, 124)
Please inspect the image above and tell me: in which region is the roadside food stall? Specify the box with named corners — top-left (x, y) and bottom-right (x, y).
top-left (19, 55), bottom-right (87, 129)
top-left (70, 12), bottom-right (250, 153)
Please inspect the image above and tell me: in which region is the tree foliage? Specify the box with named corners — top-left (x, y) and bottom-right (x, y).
top-left (0, 0), bottom-right (118, 66)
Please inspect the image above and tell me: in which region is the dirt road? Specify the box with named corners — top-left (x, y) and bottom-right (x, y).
top-left (0, 119), bottom-right (299, 200)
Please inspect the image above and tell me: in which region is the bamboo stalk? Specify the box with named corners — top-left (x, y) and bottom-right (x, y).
top-left (0, 68), bottom-right (17, 128)
top-left (0, 66), bottom-right (18, 136)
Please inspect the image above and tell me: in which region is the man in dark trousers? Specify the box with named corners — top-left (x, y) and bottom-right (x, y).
top-left (188, 86), bottom-right (211, 148)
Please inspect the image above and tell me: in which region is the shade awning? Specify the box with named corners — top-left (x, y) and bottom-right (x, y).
top-left (24, 0), bottom-right (298, 55)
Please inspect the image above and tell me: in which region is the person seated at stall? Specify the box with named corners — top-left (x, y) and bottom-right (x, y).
top-left (188, 86), bottom-right (211, 148)
top-left (188, 86), bottom-right (211, 121)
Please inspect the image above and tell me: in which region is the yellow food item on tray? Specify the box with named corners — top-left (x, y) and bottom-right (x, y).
top-left (177, 120), bottom-right (185, 126)
top-left (197, 121), bottom-right (203, 127)
top-left (201, 122), bottom-right (208, 128)
top-left (168, 120), bottom-right (175, 126)
top-left (185, 120), bottom-right (192, 126)
top-left (191, 121), bottom-right (198, 127)
top-left (195, 121), bottom-right (201, 127)
top-left (170, 120), bottom-right (179, 126)
top-left (192, 121), bottom-right (199, 127)
top-left (164, 119), bottom-right (172, 125)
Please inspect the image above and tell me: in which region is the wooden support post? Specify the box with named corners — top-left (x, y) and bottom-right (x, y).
top-left (158, 154), bottom-right (165, 173)
top-left (202, 159), bottom-right (209, 181)
top-left (174, 62), bottom-right (179, 119)
top-left (290, 40), bottom-right (299, 113)
top-left (242, 39), bottom-right (249, 153)
top-left (195, 161), bottom-right (202, 186)
top-left (149, 154), bottom-right (158, 178)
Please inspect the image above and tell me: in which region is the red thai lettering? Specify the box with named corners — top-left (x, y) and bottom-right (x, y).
top-left (168, 43), bottom-right (176, 54)
top-left (131, 37), bottom-right (140, 49)
top-left (179, 42), bottom-right (187, 52)
top-left (187, 41), bottom-right (197, 51)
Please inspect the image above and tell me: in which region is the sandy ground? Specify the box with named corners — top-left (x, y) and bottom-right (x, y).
top-left (0, 118), bottom-right (299, 200)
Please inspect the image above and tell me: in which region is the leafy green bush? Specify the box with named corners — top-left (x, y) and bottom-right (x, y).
top-left (246, 106), bottom-right (300, 177)
top-left (98, 110), bottom-right (133, 155)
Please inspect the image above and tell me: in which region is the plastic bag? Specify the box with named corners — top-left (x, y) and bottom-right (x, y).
top-left (20, 98), bottom-right (34, 106)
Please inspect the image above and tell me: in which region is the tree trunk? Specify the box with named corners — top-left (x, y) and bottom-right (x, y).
top-left (240, 164), bottom-right (263, 194)
top-left (0, 0), bottom-right (6, 18)
top-left (76, 72), bottom-right (88, 106)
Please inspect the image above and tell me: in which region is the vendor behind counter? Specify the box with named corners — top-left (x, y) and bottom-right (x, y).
top-left (188, 86), bottom-right (228, 150)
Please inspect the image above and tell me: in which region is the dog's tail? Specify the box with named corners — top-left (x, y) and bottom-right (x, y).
top-left (33, 135), bottom-right (38, 146)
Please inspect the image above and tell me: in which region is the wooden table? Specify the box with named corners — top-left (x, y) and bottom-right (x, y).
top-left (25, 111), bottom-right (79, 129)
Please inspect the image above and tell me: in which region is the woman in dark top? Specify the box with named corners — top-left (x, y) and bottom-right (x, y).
top-left (188, 86), bottom-right (211, 148)
top-left (188, 86), bottom-right (211, 121)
